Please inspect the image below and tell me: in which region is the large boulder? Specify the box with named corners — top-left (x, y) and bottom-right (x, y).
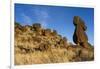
top-left (73, 16), bottom-right (88, 48)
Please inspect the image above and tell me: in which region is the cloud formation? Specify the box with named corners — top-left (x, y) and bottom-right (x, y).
top-left (33, 7), bottom-right (50, 28)
top-left (20, 13), bottom-right (32, 25)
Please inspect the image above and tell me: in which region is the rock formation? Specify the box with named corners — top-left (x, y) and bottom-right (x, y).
top-left (73, 16), bottom-right (89, 48)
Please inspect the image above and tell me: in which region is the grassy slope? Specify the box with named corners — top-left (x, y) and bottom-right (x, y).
top-left (14, 23), bottom-right (94, 65)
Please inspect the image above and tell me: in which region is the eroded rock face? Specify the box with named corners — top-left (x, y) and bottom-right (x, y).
top-left (73, 16), bottom-right (88, 48)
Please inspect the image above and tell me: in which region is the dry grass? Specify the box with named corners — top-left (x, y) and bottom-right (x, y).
top-left (14, 23), bottom-right (94, 65)
top-left (15, 48), bottom-right (70, 65)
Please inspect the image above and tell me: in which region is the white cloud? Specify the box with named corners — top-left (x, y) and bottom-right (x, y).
top-left (19, 7), bottom-right (50, 27)
top-left (20, 13), bottom-right (32, 25)
top-left (33, 7), bottom-right (50, 28)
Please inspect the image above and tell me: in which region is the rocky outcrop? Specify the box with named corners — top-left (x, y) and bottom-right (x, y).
top-left (15, 23), bottom-right (68, 53)
top-left (15, 22), bottom-right (94, 65)
top-left (73, 16), bottom-right (89, 48)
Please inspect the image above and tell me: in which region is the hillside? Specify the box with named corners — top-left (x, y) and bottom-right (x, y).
top-left (14, 22), bottom-right (94, 65)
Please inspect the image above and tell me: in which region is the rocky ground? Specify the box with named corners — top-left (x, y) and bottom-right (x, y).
top-left (14, 22), bottom-right (94, 65)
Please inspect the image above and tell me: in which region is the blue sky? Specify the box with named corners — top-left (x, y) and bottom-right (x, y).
top-left (15, 3), bottom-right (94, 45)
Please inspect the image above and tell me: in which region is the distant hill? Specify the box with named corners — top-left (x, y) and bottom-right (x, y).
top-left (14, 22), bottom-right (94, 65)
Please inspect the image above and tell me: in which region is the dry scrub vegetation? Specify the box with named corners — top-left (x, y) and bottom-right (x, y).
top-left (14, 22), bottom-right (94, 65)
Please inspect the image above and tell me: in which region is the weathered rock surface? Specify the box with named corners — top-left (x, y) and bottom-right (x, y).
top-left (73, 16), bottom-right (88, 48)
